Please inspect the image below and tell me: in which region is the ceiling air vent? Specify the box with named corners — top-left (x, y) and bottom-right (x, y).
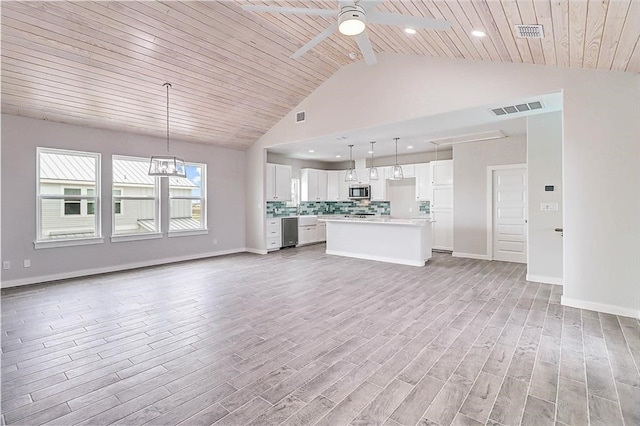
top-left (295, 110), bottom-right (306, 123)
top-left (491, 101), bottom-right (544, 116)
top-left (515, 24), bottom-right (544, 38)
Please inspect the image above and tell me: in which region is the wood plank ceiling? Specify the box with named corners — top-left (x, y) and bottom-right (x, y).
top-left (2, 1), bottom-right (638, 150)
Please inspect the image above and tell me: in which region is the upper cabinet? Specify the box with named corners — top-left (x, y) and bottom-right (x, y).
top-left (327, 170), bottom-right (349, 201)
top-left (415, 163), bottom-right (432, 201)
top-left (301, 169), bottom-right (328, 201)
top-left (431, 159), bottom-right (454, 186)
top-left (370, 166), bottom-right (390, 201)
top-left (266, 163), bottom-right (292, 201)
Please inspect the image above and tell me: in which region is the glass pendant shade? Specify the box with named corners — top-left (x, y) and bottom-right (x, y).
top-left (149, 83), bottom-right (186, 178)
top-left (392, 164), bottom-right (404, 180)
top-left (390, 137), bottom-right (403, 180)
top-left (369, 167), bottom-right (379, 180)
top-left (345, 144), bottom-right (357, 182)
top-left (345, 168), bottom-right (358, 182)
top-left (149, 156), bottom-right (186, 177)
top-left (368, 141), bottom-right (379, 180)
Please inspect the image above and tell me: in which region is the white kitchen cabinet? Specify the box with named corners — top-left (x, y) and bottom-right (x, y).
top-left (354, 168), bottom-right (369, 184)
top-left (401, 164), bottom-right (416, 178)
top-left (415, 163), bottom-right (432, 201)
top-left (431, 160), bottom-right (453, 185)
top-left (317, 222), bottom-right (326, 242)
top-left (266, 163), bottom-right (292, 201)
top-left (298, 225), bottom-right (317, 245)
top-left (301, 169), bottom-right (328, 201)
top-left (369, 166), bottom-right (389, 201)
top-left (266, 218), bottom-right (282, 251)
top-left (327, 170), bottom-right (349, 201)
top-left (430, 159), bottom-right (454, 251)
top-left (432, 210), bottom-right (453, 250)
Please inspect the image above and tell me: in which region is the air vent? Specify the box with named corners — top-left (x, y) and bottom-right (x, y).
top-left (491, 101), bottom-right (544, 116)
top-left (295, 110), bottom-right (306, 123)
top-left (515, 24), bottom-right (544, 38)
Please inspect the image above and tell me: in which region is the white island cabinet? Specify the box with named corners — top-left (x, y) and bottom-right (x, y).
top-left (322, 217), bottom-right (433, 266)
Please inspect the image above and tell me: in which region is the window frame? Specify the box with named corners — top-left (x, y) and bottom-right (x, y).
top-left (35, 148), bottom-right (103, 249)
top-left (168, 161), bottom-right (208, 238)
top-left (110, 155), bottom-right (162, 243)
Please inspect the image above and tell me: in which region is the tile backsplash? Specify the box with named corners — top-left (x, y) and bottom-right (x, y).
top-left (299, 201), bottom-right (390, 216)
top-left (419, 201), bottom-right (431, 215)
top-left (266, 201), bottom-right (297, 217)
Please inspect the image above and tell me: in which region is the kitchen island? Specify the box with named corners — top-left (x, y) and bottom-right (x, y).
top-left (321, 217), bottom-right (434, 266)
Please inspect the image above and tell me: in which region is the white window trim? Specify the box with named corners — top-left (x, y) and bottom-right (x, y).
top-left (111, 156), bottom-right (160, 238)
top-left (168, 162), bottom-right (207, 235)
top-left (111, 232), bottom-right (163, 243)
top-left (36, 148), bottom-right (102, 246)
top-left (168, 229), bottom-right (209, 238)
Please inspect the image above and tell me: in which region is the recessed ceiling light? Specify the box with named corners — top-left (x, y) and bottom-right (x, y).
top-left (308, 150), bottom-right (315, 153)
top-left (336, 155), bottom-right (341, 158)
top-left (471, 30), bottom-right (486, 38)
top-left (348, 52), bottom-right (358, 60)
top-left (404, 28), bottom-right (417, 35)
top-left (407, 145), bottom-right (414, 149)
top-left (368, 150), bottom-right (373, 154)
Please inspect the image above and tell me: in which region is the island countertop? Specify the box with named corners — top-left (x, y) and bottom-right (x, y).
top-left (319, 217), bottom-right (433, 226)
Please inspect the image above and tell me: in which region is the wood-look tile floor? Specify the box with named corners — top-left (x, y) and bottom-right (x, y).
top-left (2, 245), bottom-right (639, 426)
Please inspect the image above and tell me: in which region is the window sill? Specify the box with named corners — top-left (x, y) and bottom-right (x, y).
top-left (34, 237), bottom-right (104, 250)
top-left (111, 233), bottom-right (163, 243)
top-left (168, 229), bottom-right (209, 238)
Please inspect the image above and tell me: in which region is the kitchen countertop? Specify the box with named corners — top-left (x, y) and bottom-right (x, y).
top-left (320, 217), bottom-right (433, 226)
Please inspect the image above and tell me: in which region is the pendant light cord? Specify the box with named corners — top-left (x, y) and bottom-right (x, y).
top-left (164, 82), bottom-right (171, 154)
top-left (370, 141), bottom-right (375, 166)
top-left (394, 137), bottom-right (399, 164)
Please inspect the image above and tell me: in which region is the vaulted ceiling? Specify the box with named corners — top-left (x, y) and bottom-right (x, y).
top-left (1, 1), bottom-right (638, 150)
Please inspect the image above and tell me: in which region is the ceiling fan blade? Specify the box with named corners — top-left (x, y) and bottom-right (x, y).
top-left (290, 22), bottom-right (338, 59)
top-left (354, 31), bottom-right (377, 65)
top-left (368, 12), bottom-right (451, 30)
top-left (357, 0), bottom-right (384, 13)
top-left (242, 5), bottom-right (336, 17)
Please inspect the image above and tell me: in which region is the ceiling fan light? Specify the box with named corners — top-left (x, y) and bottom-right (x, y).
top-left (338, 6), bottom-right (366, 36)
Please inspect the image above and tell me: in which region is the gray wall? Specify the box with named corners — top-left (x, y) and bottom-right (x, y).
top-left (527, 112), bottom-right (563, 283)
top-left (1, 114), bottom-right (247, 286)
top-left (453, 136), bottom-right (527, 256)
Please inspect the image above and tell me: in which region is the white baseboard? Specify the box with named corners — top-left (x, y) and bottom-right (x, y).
top-left (245, 248), bottom-right (268, 255)
top-left (326, 250), bottom-right (425, 267)
top-left (1, 248), bottom-right (249, 289)
top-left (526, 274), bottom-right (563, 286)
top-left (452, 252), bottom-right (490, 260)
top-left (561, 296), bottom-right (640, 320)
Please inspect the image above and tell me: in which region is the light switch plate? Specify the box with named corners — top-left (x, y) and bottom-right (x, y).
top-left (540, 202), bottom-right (559, 211)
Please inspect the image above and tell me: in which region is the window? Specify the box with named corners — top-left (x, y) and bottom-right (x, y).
top-left (64, 188), bottom-right (82, 215)
top-left (111, 156), bottom-right (160, 239)
top-left (36, 148), bottom-right (101, 248)
top-left (169, 163), bottom-right (207, 235)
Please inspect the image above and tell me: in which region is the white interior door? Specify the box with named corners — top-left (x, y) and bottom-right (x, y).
top-left (493, 167), bottom-right (527, 263)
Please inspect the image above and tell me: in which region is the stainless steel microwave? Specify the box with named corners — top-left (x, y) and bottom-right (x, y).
top-left (348, 185), bottom-right (370, 200)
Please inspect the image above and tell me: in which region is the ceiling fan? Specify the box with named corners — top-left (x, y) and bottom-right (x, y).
top-left (242, 0), bottom-right (450, 65)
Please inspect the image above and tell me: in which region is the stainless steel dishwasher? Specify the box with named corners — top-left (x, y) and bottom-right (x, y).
top-left (281, 217), bottom-right (298, 248)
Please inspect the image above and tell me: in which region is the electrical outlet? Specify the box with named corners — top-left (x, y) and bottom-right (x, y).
top-left (24, 259), bottom-right (31, 268)
top-left (213, 239), bottom-right (218, 245)
top-left (3, 261), bottom-right (10, 270)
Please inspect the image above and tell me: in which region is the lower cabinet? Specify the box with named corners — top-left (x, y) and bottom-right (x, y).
top-left (266, 218), bottom-right (282, 251)
top-left (298, 225), bottom-right (317, 245)
top-left (317, 222), bottom-right (326, 242)
top-left (432, 210), bottom-right (453, 251)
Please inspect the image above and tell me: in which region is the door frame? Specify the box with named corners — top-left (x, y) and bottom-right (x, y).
top-left (486, 164), bottom-right (527, 261)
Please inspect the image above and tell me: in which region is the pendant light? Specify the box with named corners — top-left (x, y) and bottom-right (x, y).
top-left (391, 137), bottom-right (404, 180)
top-left (345, 144), bottom-right (358, 182)
top-left (369, 141), bottom-right (379, 180)
top-left (149, 83), bottom-right (186, 178)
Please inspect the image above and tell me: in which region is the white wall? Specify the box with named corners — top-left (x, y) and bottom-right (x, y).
top-left (1, 114), bottom-right (247, 287)
top-left (452, 136), bottom-right (527, 257)
top-left (247, 53), bottom-right (640, 318)
top-left (527, 112), bottom-right (563, 285)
